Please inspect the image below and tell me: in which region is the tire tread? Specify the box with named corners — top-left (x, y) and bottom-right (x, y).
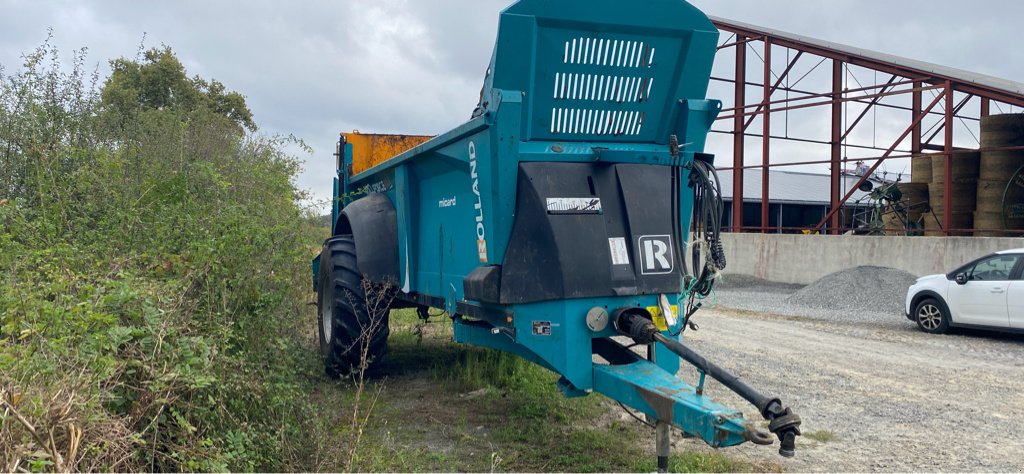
top-left (317, 235), bottom-right (391, 378)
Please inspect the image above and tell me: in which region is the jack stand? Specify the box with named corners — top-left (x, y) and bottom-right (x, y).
top-left (656, 420), bottom-right (670, 473)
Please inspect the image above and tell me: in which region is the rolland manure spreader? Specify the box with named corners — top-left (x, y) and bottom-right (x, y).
top-left (312, 0), bottom-right (801, 468)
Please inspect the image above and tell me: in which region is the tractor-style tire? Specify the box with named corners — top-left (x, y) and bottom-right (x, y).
top-left (317, 235), bottom-right (390, 378)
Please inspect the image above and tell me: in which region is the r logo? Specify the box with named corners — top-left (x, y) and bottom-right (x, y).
top-left (638, 235), bottom-right (674, 275)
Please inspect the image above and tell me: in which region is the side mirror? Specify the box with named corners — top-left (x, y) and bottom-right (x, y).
top-left (955, 273), bottom-right (968, 285)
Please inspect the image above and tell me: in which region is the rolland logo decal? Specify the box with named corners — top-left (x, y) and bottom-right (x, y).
top-left (469, 142), bottom-right (488, 262)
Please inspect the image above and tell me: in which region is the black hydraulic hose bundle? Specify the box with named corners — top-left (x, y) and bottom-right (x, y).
top-left (674, 149), bottom-right (727, 333)
top-left (688, 155), bottom-right (726, 281)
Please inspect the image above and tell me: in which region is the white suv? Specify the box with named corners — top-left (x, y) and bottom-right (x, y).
top-left (905, 248), bottom-right (1024, 333)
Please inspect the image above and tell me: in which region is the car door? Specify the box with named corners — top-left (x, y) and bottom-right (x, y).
top-left (1009, 255), bottom-right (1024, 329)
top-left (947, 254), bottom-right (1018, 328)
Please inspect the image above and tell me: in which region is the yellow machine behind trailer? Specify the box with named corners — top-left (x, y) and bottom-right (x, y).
top-left (343, 132), bottom-right (433, 176)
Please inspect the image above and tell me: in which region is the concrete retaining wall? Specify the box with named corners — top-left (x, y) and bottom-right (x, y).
top-left (721, 234), bottom-right (1024, 284)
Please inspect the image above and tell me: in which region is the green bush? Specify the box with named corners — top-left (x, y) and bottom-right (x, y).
top-left (0, 40), bottom-right (325, 471)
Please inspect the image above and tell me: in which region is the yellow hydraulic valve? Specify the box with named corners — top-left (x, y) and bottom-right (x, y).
top-left (344, 132), bottom-right (433, 176)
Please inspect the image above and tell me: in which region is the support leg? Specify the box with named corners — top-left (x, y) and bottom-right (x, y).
top-left (657, 421), bottom-right (671, 473)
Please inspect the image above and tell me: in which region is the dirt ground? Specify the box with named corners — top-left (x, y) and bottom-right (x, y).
top-left (674, 307), bottom-right (1024, 472)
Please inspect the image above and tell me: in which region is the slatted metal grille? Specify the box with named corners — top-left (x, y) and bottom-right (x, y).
top-left (544, 36), bottom-right (661, 138)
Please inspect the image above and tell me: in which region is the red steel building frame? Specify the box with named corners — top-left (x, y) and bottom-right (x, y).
top-left (711, 17), bottom-right (1024, 235)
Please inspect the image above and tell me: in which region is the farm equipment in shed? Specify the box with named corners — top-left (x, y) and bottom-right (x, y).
top-left (312, 0), bottom-right (801, 469)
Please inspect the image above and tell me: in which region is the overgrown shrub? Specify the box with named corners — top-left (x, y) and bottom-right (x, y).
top-left (0, 40), bottom-right (324, 471)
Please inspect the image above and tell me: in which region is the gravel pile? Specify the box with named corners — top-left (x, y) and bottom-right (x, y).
top-left (711, 267), bottom-right (919, 328)
top-left (785, 266), bottom-right (918, 314)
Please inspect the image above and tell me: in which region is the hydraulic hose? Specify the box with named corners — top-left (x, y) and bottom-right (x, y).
top-left (616, 311), bottom-right (802, 457)
top-left (651, 332), bottom-right (775, 414)
top-left (676, 153), bottom-right (727, 335)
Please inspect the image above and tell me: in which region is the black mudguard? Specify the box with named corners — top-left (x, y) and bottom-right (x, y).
top-left (336, 193), bottom-right (400, 284)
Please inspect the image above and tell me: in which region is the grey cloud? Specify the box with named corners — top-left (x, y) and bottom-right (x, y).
top-left (1, 0), bottom-right (1019, 207)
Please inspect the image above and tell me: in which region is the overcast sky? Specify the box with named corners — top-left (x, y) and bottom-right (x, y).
top-left (2, 0), bottom-right (1021, 209)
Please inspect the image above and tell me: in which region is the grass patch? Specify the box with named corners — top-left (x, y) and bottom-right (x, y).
top-left (636, 452), bottom-right (769, 473)
top-left (330, 309), bottom-right (779, 473)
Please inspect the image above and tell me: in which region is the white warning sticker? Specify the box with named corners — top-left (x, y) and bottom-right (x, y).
top-left (546, 198), bottom-right (602, 214)
top-left (608, 237), bottom-right (630, 266)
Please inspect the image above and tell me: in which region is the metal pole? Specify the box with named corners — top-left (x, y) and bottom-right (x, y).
top-left (944, 81), bottom-right (954, 236)
top-left (732, 37), bottom-right (747, 232)
top-left (830, 60), bottom-right (843, 234)
top-left (981, 98), bottom-right (991, 118)
top-left (762, 39), bottom-right (772, 233)
top-left (912, 82), bottom-right (922, 155)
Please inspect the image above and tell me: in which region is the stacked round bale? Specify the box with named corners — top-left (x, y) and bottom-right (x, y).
top-left (924, 151), bottom-right (980, 236)
top-left (884, 157), bottom-right (932, 235)
top-left (976, 114), bottom-right (1024, 236)
top-left (911, 154), bottom-right (933, 184)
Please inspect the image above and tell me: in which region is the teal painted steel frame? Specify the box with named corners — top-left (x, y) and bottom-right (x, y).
top-left (594, 362), bottom-right (749, 447)
top-left (317, 0), bottom-right (768, 451)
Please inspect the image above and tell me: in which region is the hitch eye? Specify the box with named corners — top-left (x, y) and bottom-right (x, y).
top-left (744, 428), bottom-right (774, 446)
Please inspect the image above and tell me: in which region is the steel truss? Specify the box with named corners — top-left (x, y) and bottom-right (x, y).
top-left (712, 18), bottom-right (1024, 235)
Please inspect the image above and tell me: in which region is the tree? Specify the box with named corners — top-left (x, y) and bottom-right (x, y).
top-left (99, 46), bottom-right (255, 133)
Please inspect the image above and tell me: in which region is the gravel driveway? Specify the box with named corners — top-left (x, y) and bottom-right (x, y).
top-left (669, 281), bottom-right (1024, 472)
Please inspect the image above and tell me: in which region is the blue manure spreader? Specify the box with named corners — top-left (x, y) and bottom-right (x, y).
top-left (313, 0), bottom-right (802, 469)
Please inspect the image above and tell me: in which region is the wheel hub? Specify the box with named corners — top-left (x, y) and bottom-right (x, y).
top-left (918, 304), bottom-right (941, 330)
top-left (321, 304), bottom-right (333, 343)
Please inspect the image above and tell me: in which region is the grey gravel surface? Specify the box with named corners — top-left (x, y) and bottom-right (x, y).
top-left (675, 308), bottom-right (1024, 472)
top-left (666, 271), bottom-right (1024, 471)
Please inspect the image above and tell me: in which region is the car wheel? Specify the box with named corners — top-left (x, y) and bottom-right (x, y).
top-left (914, 298), bottom-right (949, 334)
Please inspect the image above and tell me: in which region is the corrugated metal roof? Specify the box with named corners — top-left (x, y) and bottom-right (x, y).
top-left (717, 169), bottom-right (874, 205)
top-left (711, 16), bottom-right (1024, 99)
